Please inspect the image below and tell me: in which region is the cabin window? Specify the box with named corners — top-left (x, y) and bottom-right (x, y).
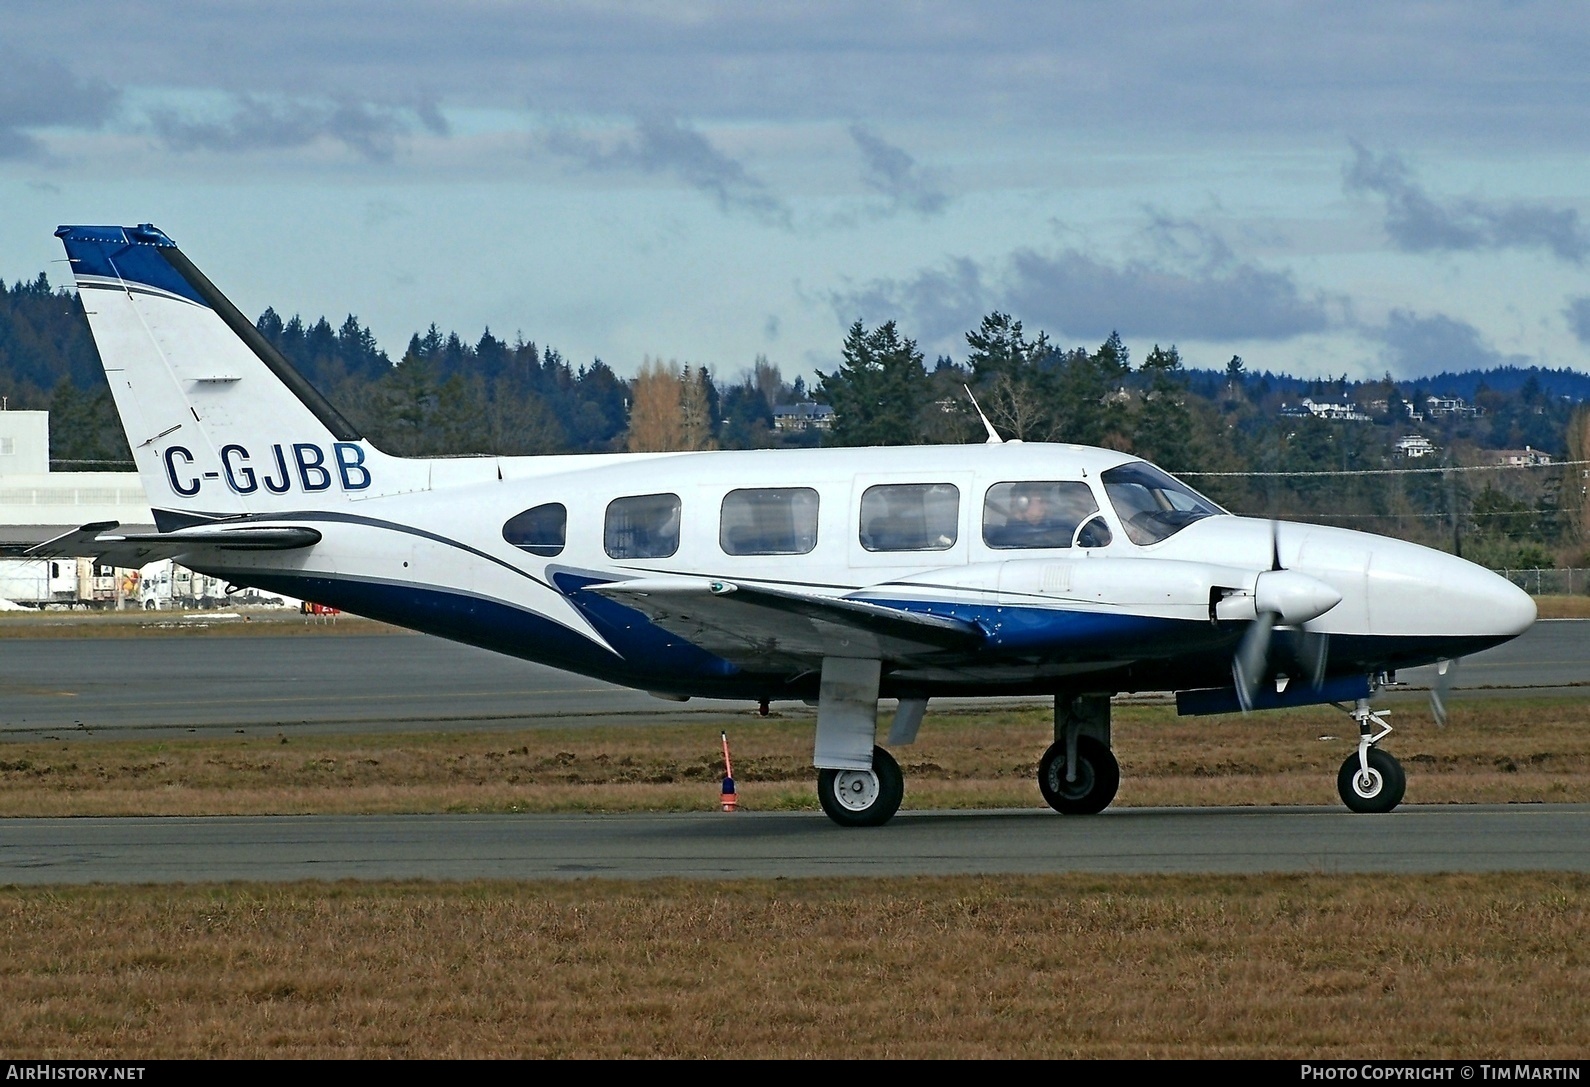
top-left (859, 483), bottom-right (959, 552)
top-left (605, 493), bottom-right (682, 559)
top-left (720, 487), bottom-right (819, 556)
top-left (502, 502), bottom-right (567, 557)
top-left (1101, 462), bottom-right (1224, 545)
top-left (982, 481), bottom-right (1105, 549)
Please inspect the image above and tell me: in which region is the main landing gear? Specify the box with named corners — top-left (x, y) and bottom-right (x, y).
top-left (1336, 697), bottom-right (1405, 813)
top-left (817, 746), bottom-right (904, 827)
top-left (810, 658), bottom-right (913, 828)
top-left (1037, 693), bottom-right (1119, 815)
top-left (807, 660), bottom-right (1126, 828)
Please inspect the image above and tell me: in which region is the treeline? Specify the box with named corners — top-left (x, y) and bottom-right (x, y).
top-left (2, 274), bottom-right (1585, 566)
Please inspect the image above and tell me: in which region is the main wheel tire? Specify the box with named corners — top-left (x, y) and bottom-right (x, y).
top-left (1337, 748), bottom-right (1406, 813)
top-left (1038, 736), bottom-right (1120, 815)
top-left (817, 745), bottom-right (904, 827)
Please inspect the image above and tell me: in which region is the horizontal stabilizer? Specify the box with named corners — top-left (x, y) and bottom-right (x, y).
top-left (27, 521), bottom-right (322, 565)
top-left (588, 577), bottom-right (984, 669)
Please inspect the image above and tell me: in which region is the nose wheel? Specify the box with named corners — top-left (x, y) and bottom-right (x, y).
top-left (1335, 697), bottom-right (1406, 813)
top-left (817, 746), bottom-right (903, 827)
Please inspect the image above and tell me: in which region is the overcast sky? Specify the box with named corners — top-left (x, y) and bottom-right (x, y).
top-left (3, 2), bottom-right (1589, 385)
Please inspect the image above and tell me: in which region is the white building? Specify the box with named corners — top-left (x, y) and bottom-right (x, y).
top-left (1280, 398), bottom-right (1371, 422)
top-left (0, 410), bottom-right (154, 547)
top-left (0, 409), bottom-right (154, 607)
top-left (1393, 434), bottom-right (1437, 459)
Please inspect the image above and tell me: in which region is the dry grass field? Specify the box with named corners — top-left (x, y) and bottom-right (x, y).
top-left (2, 874), bottom-right (1586, 1058)
top-left (2, 609), bottom-right (1586, 1057)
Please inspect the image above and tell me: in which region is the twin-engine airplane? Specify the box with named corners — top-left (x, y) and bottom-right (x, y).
top-left (35, 224), bottom-right (1537, 825)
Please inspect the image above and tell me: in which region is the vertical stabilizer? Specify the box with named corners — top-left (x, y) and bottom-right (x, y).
top-left (56, 224), bottom-right (404, 528)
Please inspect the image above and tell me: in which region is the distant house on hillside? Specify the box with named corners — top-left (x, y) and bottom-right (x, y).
top-left (1393, 434), bottom-right (1437, 459)
top-left (1493, 446), bottom-right (1552, 466)
top-left (773, 403), bottom-right (834, 431)
top-left (1424, 395), bottom-right (1481, 418)
top-left (1279, 397), bottom-right (1370, 422)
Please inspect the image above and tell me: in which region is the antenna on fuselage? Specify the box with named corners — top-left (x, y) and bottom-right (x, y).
top-left (962, 385), bottom-right (1003, 444)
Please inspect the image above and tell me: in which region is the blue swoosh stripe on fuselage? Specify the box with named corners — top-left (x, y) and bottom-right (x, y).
top-left (240, 571), bottom-right (743, 694)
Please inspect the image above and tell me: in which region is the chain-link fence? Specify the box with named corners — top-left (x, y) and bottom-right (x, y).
top-left (1499, 568), bottom-right (1590, 595)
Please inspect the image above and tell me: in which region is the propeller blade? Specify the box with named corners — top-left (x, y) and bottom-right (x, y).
top-left (1295, 629), bottom-right (1329, 689)
top-left (1430, 658), bottom-right (1459, 727)
top-left (1233, 610), bottom-right (1276, 712)
top-left (1269, 519), bottom-right (1282, 572)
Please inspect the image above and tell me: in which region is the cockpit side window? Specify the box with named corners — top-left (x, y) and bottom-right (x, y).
top-left (720, 487), bottom-right (819, 555)
top-left (605, 493), bottom-right (682, 559)
top-left (503, 502), bottom-right (567, 557)
top-left (859, 483), bottom-right (959, 552)
top-left (983, 481), bottom-right (1104, 549)
top-left (1101, 462), bottom-right (1225, 545)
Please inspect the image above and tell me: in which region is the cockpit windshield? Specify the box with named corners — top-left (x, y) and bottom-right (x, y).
top-left (1101, 462), bottom-right (1226, 545)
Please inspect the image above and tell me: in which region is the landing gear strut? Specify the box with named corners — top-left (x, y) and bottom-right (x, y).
top-left (1336, 697), bottom-right (1406, 813)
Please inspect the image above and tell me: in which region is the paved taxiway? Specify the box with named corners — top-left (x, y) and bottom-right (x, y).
top-left (0, 617), bottom-right (1585, 740)
top-left (4, 806), bottom-right (1587, 884)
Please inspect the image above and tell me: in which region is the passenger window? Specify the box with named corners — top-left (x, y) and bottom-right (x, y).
top-left (502, 502), bottom-right (567, 556)
top-left (859, 483), bottom-right (959, 552)
top-left (983, 481), bottom-right (1103, 549)
top-left (605, 493), bottom-right (682, 559)
top-left (720, 488), bottom-right (819, 556)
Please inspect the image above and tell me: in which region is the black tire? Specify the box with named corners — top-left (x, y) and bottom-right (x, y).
top-left (817, 746), bottom-right (904, 827)
top-left (1038, 736), bottom-right (1120, 815)
top-left (1337, 748), bottom-right (1406, 813)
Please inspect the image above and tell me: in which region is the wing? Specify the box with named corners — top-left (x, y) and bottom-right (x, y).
top-left (587, 576), bottom-right (985, 671)
top-left (27, 520), bottom-right (322, 566)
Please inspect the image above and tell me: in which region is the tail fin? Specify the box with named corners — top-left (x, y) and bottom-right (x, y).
top-left (56, 224), bottom-right (400, 528)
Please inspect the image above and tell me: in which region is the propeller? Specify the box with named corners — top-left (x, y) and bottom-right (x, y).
top-left (1228, 521), bottom-right (1341, 712)
top-left (1429, 657), bottom-right (1459, 727)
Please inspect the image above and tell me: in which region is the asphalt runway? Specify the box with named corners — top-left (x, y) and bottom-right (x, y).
top-left (0, 618), bottom-right (1585, 740)
top-left (4, 805), bottom-right (1587, 884)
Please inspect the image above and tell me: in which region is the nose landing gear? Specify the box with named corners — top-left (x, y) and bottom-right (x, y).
top-left (1336, 697), bottom-right (1405, 813)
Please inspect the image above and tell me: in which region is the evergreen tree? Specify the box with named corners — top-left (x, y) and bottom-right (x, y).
top-left (818, 319), bottom-right (929, 446)
top-left (1134, 345), bottom-right (1195, 470)
top-left (964, 312), bottom-right (1055, 441)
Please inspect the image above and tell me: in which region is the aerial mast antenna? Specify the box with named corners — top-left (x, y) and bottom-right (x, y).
top-left (962, 385), bottom-right (1003, 444)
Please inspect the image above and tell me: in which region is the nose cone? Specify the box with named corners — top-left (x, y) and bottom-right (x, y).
top-left (1369, 539), bottom-right (1536, 641)
top-left (1488, 569), bottom-right (1538, 637)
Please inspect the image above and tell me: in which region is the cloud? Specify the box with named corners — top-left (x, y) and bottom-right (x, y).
top-left (0, 48), bottom-right (119, 160)
top-left (1566, 297), bottom-right (1590, 346)
top-left (1376, 310), bottom-right (1528, 376)
top-left (10, 6), bottom-right (1589, 148)
top-left (149, 94), bottom-right (444, 161)
top-left (830, 229), bottom-right (1333, 354)
top-left (1007, 249), bottom-right (1333, 343)
top-left (848, 124), bottom-right (948, 216)
top-left (830, 257), bottom-right (988, 348)
top-left (1345, 142), bottom-right (1590, 264)
top-left (545, 115), bottom-right (790, 227)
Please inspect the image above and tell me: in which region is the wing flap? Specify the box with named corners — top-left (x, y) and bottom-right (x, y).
top-left (27, 521), bottom-right (322, 565)
top-left (589, 577), bottom-right (984, 669)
